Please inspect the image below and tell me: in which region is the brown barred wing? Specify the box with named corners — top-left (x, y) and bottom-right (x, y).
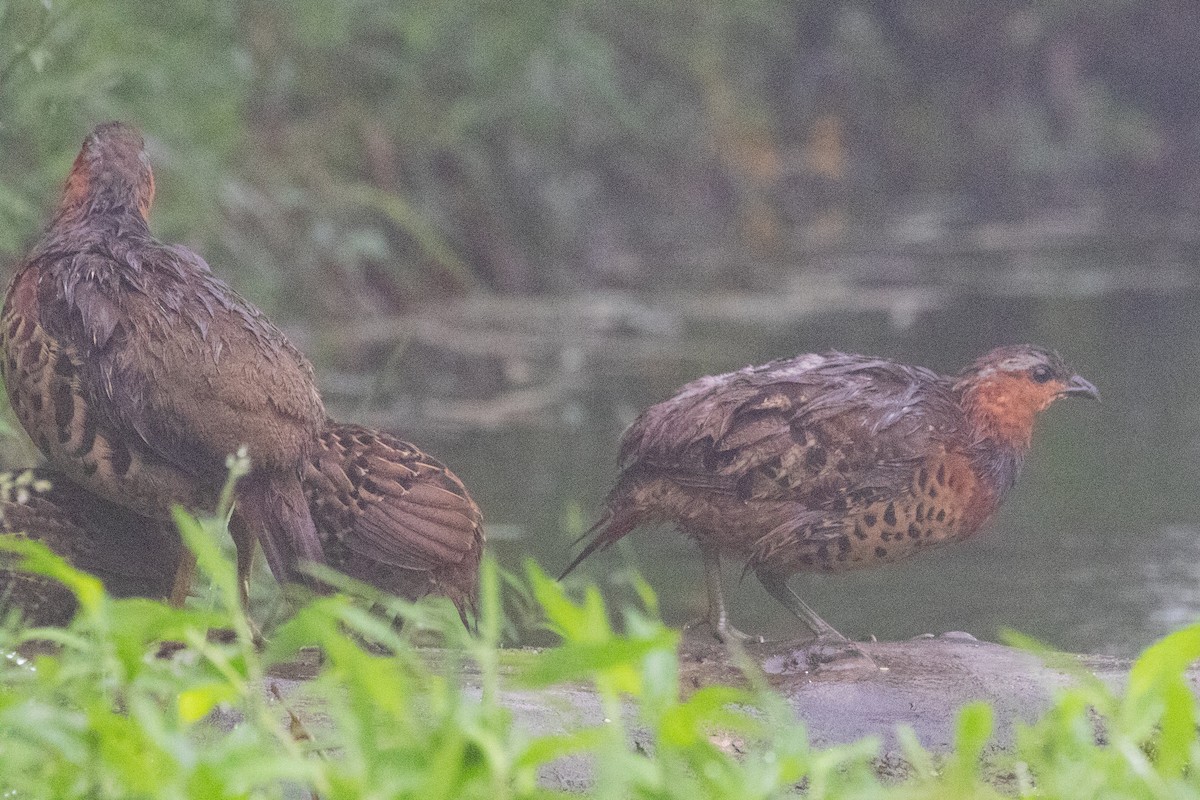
top-left (616, 354), bottom-right (969, 548)
top-left (305, 423), bottom-right (485, 619)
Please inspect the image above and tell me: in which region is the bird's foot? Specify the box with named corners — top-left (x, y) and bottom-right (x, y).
top-left (793, 619), bottom-right (879, 669)
top-left (154, 623), bottom-right (263, 660)
top-left (800, 635), bottom-right (878, 671)
top-left (683, 616), bottom-right (766, 645)
top-left (759, 634), bottom-right (878, 674)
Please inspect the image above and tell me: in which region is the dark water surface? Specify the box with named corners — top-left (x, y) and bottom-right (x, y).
top-left (323, 256), bottom-right (1200, 658)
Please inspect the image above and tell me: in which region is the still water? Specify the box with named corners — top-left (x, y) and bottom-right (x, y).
top-left (325, 254), bottom-right (1200, 658)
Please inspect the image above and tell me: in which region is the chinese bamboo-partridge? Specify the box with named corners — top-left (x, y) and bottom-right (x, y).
top-left (1, 122), bottom-right (326, 603)
top-left (561, 346), bottom-right (1098, 644)
top-left (0, 422), bottom-right (484, 626)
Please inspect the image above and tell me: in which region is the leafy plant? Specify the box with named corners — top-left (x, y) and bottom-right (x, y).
top-left (3, 506), bottom-right (1200, 797)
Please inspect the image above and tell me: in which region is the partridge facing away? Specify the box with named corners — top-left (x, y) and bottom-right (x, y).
top-left (1, 122), bottom-right (326, 603)
top-left (560, 345), bottom-right (1099, 643)
top-left (0, 423), bottom-right (485, 626)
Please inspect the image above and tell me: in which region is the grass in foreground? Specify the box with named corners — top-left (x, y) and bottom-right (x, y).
top-left (1, 508), bottom-right (1200, 798)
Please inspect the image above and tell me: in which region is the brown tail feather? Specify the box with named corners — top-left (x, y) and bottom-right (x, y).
top-left (234, 470), bottom-right (323, 587)
top-left (558, 504), bottom-right (642, 580)
top-left (450, 584), bottom-right (478, 633)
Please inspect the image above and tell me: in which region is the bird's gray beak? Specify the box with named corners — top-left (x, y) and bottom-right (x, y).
top-left (1060, 375), bottom-right (1100, 400)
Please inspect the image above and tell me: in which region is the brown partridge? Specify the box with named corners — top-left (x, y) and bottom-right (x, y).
top-left (0, 469), bottom-right (181, 627)
top-left (0, 122), bottom-right (326, 602)
top-left (561, 345), bottom-right (1099, 643)
top-left (0, 422), bottom-right (484, 626)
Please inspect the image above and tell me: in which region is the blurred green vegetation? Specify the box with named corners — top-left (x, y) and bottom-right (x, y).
top-left (7, 515), bottom-right (1200, 796)
top-left (0, 0), bottom-right (1191, 315)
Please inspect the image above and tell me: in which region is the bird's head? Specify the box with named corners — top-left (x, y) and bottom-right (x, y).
top-left (58, 122), bottom-right (155, 222)
top-left (954, 345), bottom-right (1099, 449)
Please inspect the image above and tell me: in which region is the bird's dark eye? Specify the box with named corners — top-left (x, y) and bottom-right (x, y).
top-left (1030, 365), bottom-right (1054, 384)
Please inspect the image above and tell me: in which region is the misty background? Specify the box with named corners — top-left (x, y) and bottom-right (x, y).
top-left (2, 0), bottom-right (1198, 655)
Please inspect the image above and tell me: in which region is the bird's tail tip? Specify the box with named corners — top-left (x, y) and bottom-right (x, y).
top-left (557, 505), bottom-right (639, 581)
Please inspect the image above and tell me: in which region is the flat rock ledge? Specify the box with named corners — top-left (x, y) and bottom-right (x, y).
top-left (257, 634), bottom-right (1191, 791)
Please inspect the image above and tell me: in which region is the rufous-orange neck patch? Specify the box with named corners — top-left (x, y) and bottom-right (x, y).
top-left (960, 373), bottom-right (1059, 449)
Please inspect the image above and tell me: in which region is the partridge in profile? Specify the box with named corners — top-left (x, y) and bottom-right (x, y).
top-left (0, 423), bottom-right (484, 626)
top-left (1, 122), bottom-right (326, 603)
top-left (561, 346), bottom-right (1098, 643)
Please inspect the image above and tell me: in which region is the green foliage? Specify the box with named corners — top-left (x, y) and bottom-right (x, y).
top-left (0, 0), bottom-right (1184, 309)
top-left (4, 512), bottom-right (1200, 796)
top-left (0, 0), bottom-right (245, 258)
top-left (1010, 626), bottom-right (1200, 798)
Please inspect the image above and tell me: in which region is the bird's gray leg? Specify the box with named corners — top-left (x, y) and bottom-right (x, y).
top-left (754, 569), bottom-right (846, 641)
top-left (169, 550), bottom-right (197, 608)
top-left (228, 515), bottom-right (264, 647)
top-left (755, 569), bottom-right (876, 669)
top-left (686, 540), bottom-right (763, 644)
